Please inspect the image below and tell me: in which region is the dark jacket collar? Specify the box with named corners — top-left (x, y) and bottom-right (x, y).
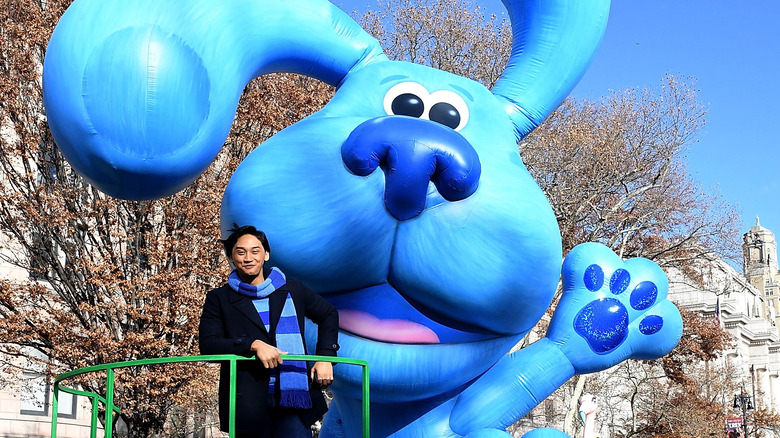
top-left (226, 271), bottom-right (288, 336)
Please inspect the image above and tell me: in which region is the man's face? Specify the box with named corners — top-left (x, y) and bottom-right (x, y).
top-left (229, 234), bottom-right (268, 283)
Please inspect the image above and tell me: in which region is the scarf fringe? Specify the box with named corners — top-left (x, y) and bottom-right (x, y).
top-left (280, 389), bottom-right (312, 409)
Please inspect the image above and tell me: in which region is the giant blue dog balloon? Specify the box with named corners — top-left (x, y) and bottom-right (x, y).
top-left (43, 0), bottom-right (683, 436)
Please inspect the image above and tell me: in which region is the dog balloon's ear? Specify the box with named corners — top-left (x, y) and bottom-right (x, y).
top-left (492, 0), bottom-right (610, 141)
top-left (43, 0), bottom-right (385, 200)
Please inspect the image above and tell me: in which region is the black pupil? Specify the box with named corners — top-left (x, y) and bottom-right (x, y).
top-left (429, 102), bottom-right (460, 129)
top-left (391, 93), bottom-right (424, 118)
top-left (390, 92), bottom-right (463, 130)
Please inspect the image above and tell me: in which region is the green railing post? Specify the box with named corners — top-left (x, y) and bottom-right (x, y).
top-left (51, 382), bottom-right (59, 438)
top-left (104, 368), bottom-right (114, 438)
top-left (51, 355), bottom-right (370, 438)
top-left (90, 397), bottom-right (99, 438)
top-left (362, 362), bottom-right (370, 438)
top-left (228, 357), bottom-right (237, 438)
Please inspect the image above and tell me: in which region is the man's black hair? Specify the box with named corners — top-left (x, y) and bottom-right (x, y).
top-left (221, 224), bottom-right (270, 258)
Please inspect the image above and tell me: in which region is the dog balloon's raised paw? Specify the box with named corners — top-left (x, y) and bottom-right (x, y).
top-left (548, 242), bottom-right (683, 374)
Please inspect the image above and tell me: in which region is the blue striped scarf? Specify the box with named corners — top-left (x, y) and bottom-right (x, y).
top-left (228, 268), bottom-right (312, 409)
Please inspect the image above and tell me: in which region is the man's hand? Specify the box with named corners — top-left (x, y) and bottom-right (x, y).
top-left (311, 361), bottom-right (333, 388)
top-left (250, 340), bottom-right (287, 369)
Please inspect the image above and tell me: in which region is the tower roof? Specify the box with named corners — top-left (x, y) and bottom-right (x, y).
top-left (749, 215), bottom-right (774, 236)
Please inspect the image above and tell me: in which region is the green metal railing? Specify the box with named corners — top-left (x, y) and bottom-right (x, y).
top-left (51, 354), bottom-right (370, 438)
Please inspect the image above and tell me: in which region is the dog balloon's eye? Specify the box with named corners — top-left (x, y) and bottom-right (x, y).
top-left (429, 102), bottom-right (460, 130)
top-left (383, 81), bottom-right (469, 131)
top-left (391, 93), bottom-right (424, 118)
top-left (428, 90), bottom-right (469, 131)
top-left (384, 82), bottom-right (428, 118)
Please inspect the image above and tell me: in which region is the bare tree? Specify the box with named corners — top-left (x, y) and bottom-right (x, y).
top-left (0, 0), bottom-right (333, 435)
top-left (521, 75), bottom-right (741, 268)
top-left (513, 75), bottom-right (744, 436)
top-left (357, 0), bottom-right (512, 88)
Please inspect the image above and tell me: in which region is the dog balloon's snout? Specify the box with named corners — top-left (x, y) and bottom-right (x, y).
top-left (341, 116), bottom-right (481, 221)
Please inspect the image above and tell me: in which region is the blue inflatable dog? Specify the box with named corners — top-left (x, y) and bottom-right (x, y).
top-left (43, 0), bottom-right (683, 436)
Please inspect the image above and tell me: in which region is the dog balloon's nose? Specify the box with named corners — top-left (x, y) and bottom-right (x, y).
top-left (341, 116), bottom-right (481, 221)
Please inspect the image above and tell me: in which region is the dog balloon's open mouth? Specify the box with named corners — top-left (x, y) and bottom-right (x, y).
top-left (325, 284), bottom-right (498, 345)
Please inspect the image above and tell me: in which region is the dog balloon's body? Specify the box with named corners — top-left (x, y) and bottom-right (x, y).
top-left (43, 1), bottom-right (682, 436)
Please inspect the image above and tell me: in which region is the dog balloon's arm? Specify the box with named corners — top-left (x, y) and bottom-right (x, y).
top-left (398, 244), bottom-right (683, 436)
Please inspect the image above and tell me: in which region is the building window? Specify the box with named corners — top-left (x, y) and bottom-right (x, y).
top-left (55, 386), bottom-right (78, 419)
top-left (19, 372), bottom-right (78, 419)
top-left (19, 372), bottom-right (48, 416)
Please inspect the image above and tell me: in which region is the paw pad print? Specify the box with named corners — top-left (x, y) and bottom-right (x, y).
top-left (574, 264), bottom-right (663, 354)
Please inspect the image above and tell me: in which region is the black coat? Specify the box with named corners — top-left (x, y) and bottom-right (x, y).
top-left (198, 271), bottom-right (339, 435)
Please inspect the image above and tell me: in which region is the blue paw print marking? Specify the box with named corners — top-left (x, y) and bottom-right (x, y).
top-left (574, 264), bottom-right (663, 354)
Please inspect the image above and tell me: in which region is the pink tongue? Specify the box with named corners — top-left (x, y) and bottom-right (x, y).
top-left (339, 309), bottom-right (440, 344)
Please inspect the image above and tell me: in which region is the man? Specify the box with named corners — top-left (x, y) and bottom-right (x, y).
top-left (199, 225), bottom-right (339, 437)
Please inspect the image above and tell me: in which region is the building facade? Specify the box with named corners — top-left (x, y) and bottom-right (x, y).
top-left (669, 217), bottom-right (780, 414)
top-left (0, 232), bottom-right (96, 437)
top-left (743, 218), bottom-right (780, 326)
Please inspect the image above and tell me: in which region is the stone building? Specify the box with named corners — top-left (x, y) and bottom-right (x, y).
top-left (669, 217), bottom-right (780, 414)
top-left (668, 257), bottom-right (780, 409)
top-left (0, 233), bottom-right (95, 437)
top-left (743, 217), bottom-right (780, 326)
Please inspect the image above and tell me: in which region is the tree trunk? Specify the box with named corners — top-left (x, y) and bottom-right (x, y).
top-left (563, 374), bottom-right (587, 437)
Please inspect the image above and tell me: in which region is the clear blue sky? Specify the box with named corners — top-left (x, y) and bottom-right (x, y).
top-left (332, 0), bottom-right (780, 240)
